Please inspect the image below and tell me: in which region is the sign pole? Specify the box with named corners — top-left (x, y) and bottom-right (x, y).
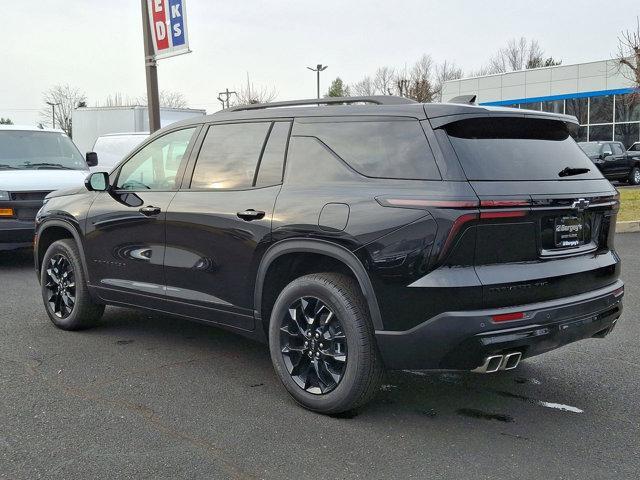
top-left (141, 0), bottom-right (161, 133)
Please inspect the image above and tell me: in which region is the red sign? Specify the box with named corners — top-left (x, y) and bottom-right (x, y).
top-left (147, 0), bottom-right (190, 59)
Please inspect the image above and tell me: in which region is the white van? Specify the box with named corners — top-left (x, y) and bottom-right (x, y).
top-left (0, 126), bottom-right (92, 251)
top-left (90, 132), bottom-right (148, 172)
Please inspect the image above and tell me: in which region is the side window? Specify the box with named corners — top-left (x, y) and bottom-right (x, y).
top-left (116, 128), bottom-right (196, 190)
top-left (295, 119), bottom-right (441, 180)
top-left (190, 123), bottom-right (271, 189)
top-left (612, 143), bottom-right (624, 155)
top-left (254, 122), bottom-right (290, 187)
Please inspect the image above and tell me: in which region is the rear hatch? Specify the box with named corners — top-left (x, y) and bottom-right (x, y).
top-left (440, 116), bottom-right (620, 308)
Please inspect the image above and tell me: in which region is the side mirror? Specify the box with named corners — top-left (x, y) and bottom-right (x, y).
top-left (85, 172), bottom-right (109, 192)
top-left (86, 151), bottom-right (98, 167)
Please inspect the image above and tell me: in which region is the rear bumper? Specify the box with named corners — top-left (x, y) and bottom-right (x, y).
top-left (375, 280), bottom-right (624, 371)
top-left (0, 220), bottom-right (35, 251)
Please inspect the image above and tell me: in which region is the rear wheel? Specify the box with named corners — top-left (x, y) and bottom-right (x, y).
top-left (628, 166), bottom-right (640, 185)
top-left (41, 239), bottom-right (104, 330)
top-left (269, 273), bottom-right (383, 414)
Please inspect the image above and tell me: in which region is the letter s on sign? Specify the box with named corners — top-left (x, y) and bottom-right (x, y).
top-left (173, 23), bottom-right (182, 37)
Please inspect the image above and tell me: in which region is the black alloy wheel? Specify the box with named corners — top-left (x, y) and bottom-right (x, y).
top-left (280, 296), bottom-right (348, 394)
top-left (44, 254), bottom-right (76, 318)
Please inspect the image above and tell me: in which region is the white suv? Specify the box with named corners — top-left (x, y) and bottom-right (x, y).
top-left (0, 125), bottom-right (91, 251)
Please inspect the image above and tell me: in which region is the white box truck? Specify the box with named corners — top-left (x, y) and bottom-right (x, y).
top-left (71, 106), bottom-right (206, 154)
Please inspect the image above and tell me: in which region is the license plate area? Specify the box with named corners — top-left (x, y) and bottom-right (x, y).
top-left (554, 215), bottom-right (585, 248)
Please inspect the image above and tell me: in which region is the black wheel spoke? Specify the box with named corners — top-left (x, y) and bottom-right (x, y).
top-left (279, 296), bottom-right (348, 395)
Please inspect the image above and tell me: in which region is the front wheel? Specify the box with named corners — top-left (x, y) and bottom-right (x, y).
top-left (41, 239), bottom-right (104, 330)
top-left (269, 273), bottom-right (383, 414)
top-left (628, 166), bottom-right (640, 185)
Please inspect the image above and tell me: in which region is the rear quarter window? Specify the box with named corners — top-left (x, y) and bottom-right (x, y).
top-left (444, 117), bottom-right (602, 181)
top-left (294, 119), bottom-right (441, 180)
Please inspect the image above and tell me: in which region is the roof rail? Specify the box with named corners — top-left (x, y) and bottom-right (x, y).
top-left (227, 95), bottom-right (417, 112)
top-left (448, 94), bottom-right (477, 105)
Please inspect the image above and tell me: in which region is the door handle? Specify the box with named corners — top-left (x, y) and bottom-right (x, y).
top-left (139, 205), bottom-right (161, 216)
top-left (237, 209), bottom-right (265, 221)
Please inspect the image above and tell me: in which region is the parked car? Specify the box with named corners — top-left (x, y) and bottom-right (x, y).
top-left (0, 125), bottom-right (95, 251)
top-left (34, 97), bottom-right (623, 414)
top-left (578, 141), bottom-right (640, 185)
top-left (628, 141), bottom-right (640, 153)
top-left (90, 132), bottom-right (148, 172)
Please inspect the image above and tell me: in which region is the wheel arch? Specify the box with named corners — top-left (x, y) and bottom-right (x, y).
top-left (254, 239), bottom-right (384, 331)
top-left (36, 220), bottom-right (90, 284)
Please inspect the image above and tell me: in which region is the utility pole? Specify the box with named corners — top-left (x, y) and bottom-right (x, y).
top-left (307, 64), bottom-right (328, 99)
top-left (217, 88), bottom-right (237, 109)
top-left (46, 102), bottom-right (60, 129)
top-left (141, 0), bottom-right (161, 133)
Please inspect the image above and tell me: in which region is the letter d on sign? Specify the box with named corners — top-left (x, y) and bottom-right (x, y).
top-left (150, 0), bottom-right (169, 50)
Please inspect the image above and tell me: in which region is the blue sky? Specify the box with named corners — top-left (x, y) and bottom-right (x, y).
top-left (2, 0), bottom-right (638, 124)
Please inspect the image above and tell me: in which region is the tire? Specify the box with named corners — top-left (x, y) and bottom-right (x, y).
top-left (40, 239), bottom-right (104, 330)
top-left (268, 273), bottom-right (383, 414)
top-left (628, 166), bottom-right (640, 185)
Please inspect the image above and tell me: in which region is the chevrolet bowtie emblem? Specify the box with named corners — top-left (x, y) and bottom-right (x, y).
top-left (571, 198), bottom-right (590, 211)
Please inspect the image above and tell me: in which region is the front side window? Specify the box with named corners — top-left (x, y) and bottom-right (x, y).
top-left (190, 123), bottom-right (271, 189)
top-left (116, 127), bottom-right (196, 190)
top-left (612, 143), bottom-right (624, 155)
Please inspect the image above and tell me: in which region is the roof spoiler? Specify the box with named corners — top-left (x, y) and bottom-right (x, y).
top-left (448, 95), bottom-right (477, 105)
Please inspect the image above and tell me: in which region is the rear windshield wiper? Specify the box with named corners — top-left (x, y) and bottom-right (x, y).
top-left (19, 162), bottom-right (75, 170)
top-left (559, 166), bottom-right (590, 177)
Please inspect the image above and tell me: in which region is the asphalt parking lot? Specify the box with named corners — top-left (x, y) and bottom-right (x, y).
top-left (1, 235), bottom-right (638, 479)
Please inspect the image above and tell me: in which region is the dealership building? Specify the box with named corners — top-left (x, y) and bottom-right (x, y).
top-left (442, 59), bottom-right (639, 148)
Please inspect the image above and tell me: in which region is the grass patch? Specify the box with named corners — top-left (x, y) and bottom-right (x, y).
top-left (618, 188), bottom-right (640, 222)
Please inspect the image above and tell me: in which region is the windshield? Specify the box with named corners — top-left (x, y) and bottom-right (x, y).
top-left (0, 130), bottom-right (87, 170)
top-left (445, 118), bottom-right (602, 181)
top-left (578, 142), bottom-right (602, 156)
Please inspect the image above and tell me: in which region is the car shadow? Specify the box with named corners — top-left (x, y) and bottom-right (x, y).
top-left (0, 248), bottom-right (34, 269)
top-left (83, 304), bottom-right (589, 429)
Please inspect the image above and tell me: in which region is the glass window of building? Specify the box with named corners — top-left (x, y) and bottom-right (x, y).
top-left (589, 95), bottom-right (614, 124)
top-left (615, 94), bottom-right (640, 123)
top-left (565, 98), bottom-right (588, 124)
top-left (589, 125), bottom-right (613, 142)
top-left (615, 123), bottom-right (640, 149)
top-left (542, 100), bottom-right (564, 114)
top-left (520, 102), bottom-right (542, 111)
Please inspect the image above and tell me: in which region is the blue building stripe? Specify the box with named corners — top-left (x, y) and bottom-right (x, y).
top-left (479, 87), bottom-right (637, 106)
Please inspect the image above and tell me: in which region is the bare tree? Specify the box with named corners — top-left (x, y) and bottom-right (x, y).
top-left (481, 37), bottom-right (560, 74)
top-left (233, 74), bottom-right (277, 105)
top-left (103, 92), bottom-right (137, 107)
top-left (40, 84), bottom-right (87, 136)
top-left (616, 16), bottom-right (640, 97)
top-left (374, 67), bottom-right (396, 95)
top-left (136, 90), bottom-right (188, 108)
top-left (434, 61), bottom-right (463, 101)
top-left (406, 55), bottom-right (438, 102)
top-left (352, 76), bottom-right (376, 96)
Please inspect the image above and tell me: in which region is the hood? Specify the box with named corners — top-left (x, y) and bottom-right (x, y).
top-left (0, 169), bottom-right (89, 192)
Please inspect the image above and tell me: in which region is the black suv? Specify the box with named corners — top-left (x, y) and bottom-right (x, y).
top-left (578, 140), bottom-right (640, 185)
top-left (35, 97), bottom-right (624, 414)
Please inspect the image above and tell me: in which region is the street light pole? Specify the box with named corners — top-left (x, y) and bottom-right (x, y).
top-left (306, 64), bottom-right (328, 99)
top-left (46, 101), bottom-right (61, 129)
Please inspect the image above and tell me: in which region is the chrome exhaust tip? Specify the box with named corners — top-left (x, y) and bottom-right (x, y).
top-left (501, 352), bottom-right (522, 371)
top-left (472, 355), bottom-right (503, 373)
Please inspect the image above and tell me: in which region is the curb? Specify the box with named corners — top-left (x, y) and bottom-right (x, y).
top-left (616, 221), bottom-right (640, 233)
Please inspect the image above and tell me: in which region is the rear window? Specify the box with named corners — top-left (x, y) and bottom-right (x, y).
top-left (296, 120), bottom-right (441, 180)
top-left (445, 118), bottom-right (602, 181)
